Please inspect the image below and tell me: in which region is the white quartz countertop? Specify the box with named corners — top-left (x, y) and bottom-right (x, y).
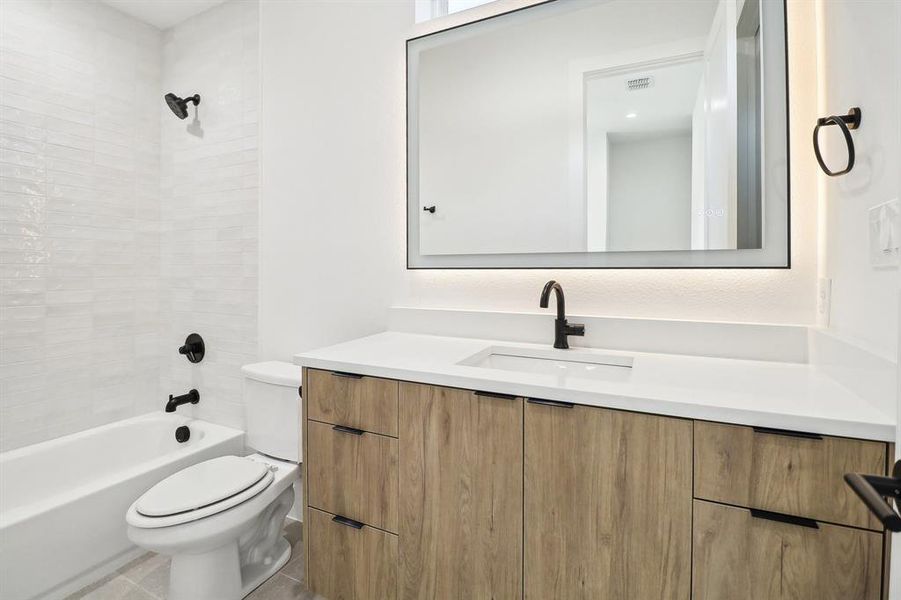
top-left (294, 332), bottom-right (895, 442)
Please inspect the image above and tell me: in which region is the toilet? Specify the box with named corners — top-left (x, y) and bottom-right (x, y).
top-left (126, 361), bottom-right (302, 600)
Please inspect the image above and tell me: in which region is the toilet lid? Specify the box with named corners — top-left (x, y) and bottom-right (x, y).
top-left (136, 456), bottom-right (269, 517)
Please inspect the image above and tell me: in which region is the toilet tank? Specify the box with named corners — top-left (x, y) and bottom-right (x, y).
top-left (241, 361), bottom-right (301, 462)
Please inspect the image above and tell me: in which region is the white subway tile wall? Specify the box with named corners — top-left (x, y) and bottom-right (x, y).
top-left (0, 0), bottom-right (260, 451)
top-left (159, 0), bottom-right (260, 431)
top-left (0, 0), bottom-right (163, 451)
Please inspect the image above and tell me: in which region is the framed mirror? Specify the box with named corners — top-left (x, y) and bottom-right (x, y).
top-left (407, 0), bottom-right (789, 269)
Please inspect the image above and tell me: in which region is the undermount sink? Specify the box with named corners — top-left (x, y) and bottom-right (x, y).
top-left (459, 346), bottom-right (633, 382)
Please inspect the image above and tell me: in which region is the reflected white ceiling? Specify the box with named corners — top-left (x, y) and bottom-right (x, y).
top-left (99, 0), bottom-right (226, 29)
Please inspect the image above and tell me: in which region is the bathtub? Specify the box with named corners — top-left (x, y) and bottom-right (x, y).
top-left (0, 412), bottom-right (244, 600)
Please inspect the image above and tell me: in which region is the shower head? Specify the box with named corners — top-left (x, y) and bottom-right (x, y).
top-left (164, 93), bottom-right (200, 120)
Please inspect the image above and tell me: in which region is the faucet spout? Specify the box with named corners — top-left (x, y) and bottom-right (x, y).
top-left (539, 280), bottom-right (566, 320)
top-left (166, 389), bottom-right (200, 413)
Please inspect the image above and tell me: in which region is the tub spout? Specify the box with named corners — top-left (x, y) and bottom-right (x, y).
top-left (166, 389), bottom-right (200, 412)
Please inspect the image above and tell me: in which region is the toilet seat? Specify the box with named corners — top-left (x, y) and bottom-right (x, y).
top-left (130, 456), bottom-right (274, 528)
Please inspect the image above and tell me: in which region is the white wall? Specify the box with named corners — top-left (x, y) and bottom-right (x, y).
top-left (0, 0), bottom-right (162, 451)
top-left (259, 0), bottom-right (405, 360)
top-left (160, 0), bottom-right (261, 430)
top-left (818, 0), bottom-right (901, 360)
top-left (259, 0), bottom-right (818, 363)
top-left (606, 133), bottom-right (693, 251)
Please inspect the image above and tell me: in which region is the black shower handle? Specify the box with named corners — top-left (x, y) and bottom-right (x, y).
top-left (813, 107), bottom-right (861, 177)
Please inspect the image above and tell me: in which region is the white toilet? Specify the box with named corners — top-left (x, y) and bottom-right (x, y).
top-left (126, 361), bottom-right (302, 600)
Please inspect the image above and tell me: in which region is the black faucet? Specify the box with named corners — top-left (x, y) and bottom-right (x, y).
top-left (539, 280), bottom-right (585, 349)
top-left (166, 389), bottom-right (200, 412)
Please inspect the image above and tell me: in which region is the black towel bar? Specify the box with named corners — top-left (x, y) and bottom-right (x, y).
top-left (844, 459), bottom-right (901, 532)
top-left (813, 107), bottom-right (861, 177)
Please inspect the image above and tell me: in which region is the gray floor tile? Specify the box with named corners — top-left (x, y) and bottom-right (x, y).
top-left (69, 520), bottom-right (309, 600)
top-left (247, 573), bottom-right (318, 600)
top-left (68, 575), bottom-right (157, 600)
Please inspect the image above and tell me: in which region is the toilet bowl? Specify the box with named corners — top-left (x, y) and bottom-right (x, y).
top-left (126, 361), bottom-right (303, 600)
top-left (126, 453), bottom-right (299, 600)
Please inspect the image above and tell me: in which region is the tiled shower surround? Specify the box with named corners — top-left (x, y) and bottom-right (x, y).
top-left (0, 0), bottom-right (260, 451)
top-left (160, 0), bottom-right (260, 431)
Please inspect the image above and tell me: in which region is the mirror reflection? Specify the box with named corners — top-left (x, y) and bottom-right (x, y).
top-left (408, 0), bottom-right (788, 268)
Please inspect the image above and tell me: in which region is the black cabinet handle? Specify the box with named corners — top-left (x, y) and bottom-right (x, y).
top-left (474, 390), bottom-right (518, 400)
top-left (845, 462), bottom-right (901, 532)
top-left (331, 371), bottom-right (363, 379)
top-left (750, 508), bottom-right (819, 529)
top-left (332, 425), bottom-right (365, 436)
top-left (752, 426), bottom-right (822, 440)
top-left (527, 398), bottom-right (575, 409)
top-left (331, 515), bottom-right (364, 529)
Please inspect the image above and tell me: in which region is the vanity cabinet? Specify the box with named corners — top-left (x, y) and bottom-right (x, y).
top-left (692, 500), bottom-right (883, 600)
top-left (694, 421), bottom-right (887, 530)
top-left (524, 400), bottom-right (693, 600)
top-left (302, 368), bottom-right (891, 600)
top-left (397, 383), bottom-right (523, 600)
top-left (693, 421), bottom-right (890, 600)
top-left (307, 507), bottom-right (398, 600)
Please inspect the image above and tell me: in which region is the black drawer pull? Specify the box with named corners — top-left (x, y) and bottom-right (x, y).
top-left (331, 371), bottom-right (364, 379)
top-left (474, 390), bottom-right (518, 400)
top-left (750, 508), bottom-right (819, 529)
top-left (332, 515), bottom-right (364, 529)
top-left (527, 398), bottom-right (575, 409)
top-left (332, 425), bottom-right (365, 436)
top-left (752, 426), bottom-right (822, 440)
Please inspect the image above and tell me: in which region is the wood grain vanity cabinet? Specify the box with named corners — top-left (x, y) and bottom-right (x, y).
top-left (524, 400), bottom-right (693, 600)
top-left (692, 500), bottom-right (883, 600)
top-left (397, 382), bottom-right (523, 600)
top-left (302, 367), bottom-right (891, 600)
top-left (692, 421), bottom-right (890, 600)
top-left (694, 421), bottom-right (887, 530)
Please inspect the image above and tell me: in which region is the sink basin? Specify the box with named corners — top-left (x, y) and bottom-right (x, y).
top-left (459, 346), bottom-right (633, 382)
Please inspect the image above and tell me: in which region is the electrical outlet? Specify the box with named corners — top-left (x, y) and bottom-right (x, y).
top-left (817, 277), bottom-right (832, 327)
top-left (869, 199), bottom-right (900, 268)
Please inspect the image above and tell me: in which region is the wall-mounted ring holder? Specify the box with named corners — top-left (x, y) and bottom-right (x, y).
top-left (178, 333), bottom-right (205, 363)
top-left (813, 107), bottom-right (861, 177)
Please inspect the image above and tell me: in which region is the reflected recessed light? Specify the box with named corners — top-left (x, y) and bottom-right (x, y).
top-left (626, 112), bottom-right (638, 119)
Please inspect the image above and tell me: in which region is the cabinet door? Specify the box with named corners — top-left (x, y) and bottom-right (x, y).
top-left (524, 401), bottom-right (692, 600)
top-left (307, 507), bottom-right (398, 600)
top-left (398, 383), bottom-right (523, 600)
top-left (693, 500), bottom-right (883, 600)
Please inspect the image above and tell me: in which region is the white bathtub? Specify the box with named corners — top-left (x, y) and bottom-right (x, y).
top-left (0, 412), bottom-right (244, 600)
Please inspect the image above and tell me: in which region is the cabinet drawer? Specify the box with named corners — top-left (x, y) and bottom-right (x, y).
top-left (694, 421), bottom-right (886, 529)
top-left (307, 419), bottom-right (398, 533)
top-left (307, 368), bottom-right (398, 437)
top-left (307, 507), bottom-right (398, 600)
top-left (692, 500), bottom-right (882, 600)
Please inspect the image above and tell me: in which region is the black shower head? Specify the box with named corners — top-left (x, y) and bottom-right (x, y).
top-left (164, 93), bottom-right (200, 120)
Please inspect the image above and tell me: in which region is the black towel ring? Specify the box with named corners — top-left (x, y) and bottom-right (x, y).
top-left (813, 107), bottom-right (861, 177)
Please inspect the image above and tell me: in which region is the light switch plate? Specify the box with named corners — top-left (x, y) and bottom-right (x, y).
top-left (869, 199), bottom-right (900, 268)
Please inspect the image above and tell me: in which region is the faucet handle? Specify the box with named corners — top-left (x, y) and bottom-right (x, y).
top-left (566, 322), bottom-right (586, 337)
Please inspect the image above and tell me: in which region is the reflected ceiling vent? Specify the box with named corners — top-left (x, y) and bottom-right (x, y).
top-left (626, 76), bottom-right (654, 91)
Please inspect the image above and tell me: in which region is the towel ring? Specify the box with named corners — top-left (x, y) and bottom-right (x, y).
top-left (813, 107), bottom-right (861, 177)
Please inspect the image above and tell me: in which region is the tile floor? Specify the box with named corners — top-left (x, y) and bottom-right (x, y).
top-left (67, 521), bottom-right (320, 600)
